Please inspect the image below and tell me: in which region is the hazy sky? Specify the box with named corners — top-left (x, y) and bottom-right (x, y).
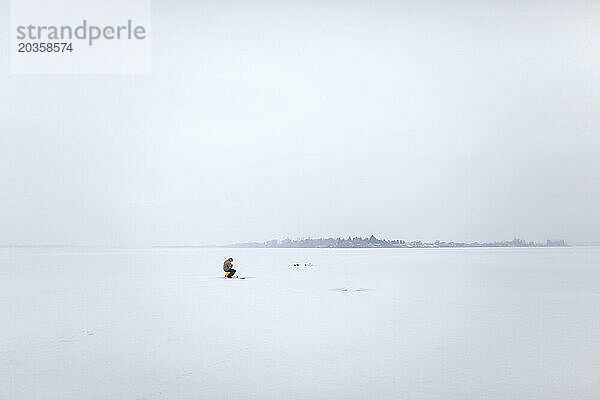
top-left (1, 0), bottom-right (599, 246)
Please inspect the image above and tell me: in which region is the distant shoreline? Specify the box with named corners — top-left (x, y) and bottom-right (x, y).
top-left (212, 235), bottom-right (569, 249)
top-left (155, 236), bottom-right (573, 249)
top-left (3, 235), bottom-right (592, 249)
top-left (2, 244), bottom-right (594, 249)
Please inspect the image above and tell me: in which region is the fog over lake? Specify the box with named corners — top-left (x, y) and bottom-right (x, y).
top-left (1, 1), bottom-right (599, 246)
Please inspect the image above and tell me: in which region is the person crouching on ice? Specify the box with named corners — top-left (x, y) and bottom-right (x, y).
top-left (223, 257), bottom-right (237, 278)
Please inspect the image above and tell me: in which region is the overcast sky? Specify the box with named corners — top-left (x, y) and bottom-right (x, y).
top-left (1, 0), bottom-right (599, 246)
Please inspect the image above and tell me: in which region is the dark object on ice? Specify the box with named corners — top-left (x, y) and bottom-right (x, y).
top-left (332, 287), bottom-right (369, 292)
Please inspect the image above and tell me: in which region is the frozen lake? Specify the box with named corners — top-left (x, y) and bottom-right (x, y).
top-left (2, 247), bottom-right (599, 399)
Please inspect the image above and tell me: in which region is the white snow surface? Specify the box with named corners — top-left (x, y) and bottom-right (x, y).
top-left (2, 247), bottom-right (600, 399)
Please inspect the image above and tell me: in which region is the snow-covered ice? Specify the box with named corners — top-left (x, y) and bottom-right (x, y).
top-left (2, 247), bottom-right (600, 399)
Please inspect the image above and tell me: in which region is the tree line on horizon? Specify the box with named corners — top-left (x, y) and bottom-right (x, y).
top-left (225, 236), bottom-right (567, 248)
